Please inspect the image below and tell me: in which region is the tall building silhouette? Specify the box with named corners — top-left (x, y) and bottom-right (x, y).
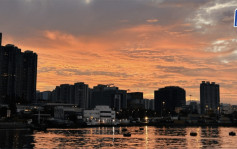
top-left (0, 33), bottom-right (37, 104)
top-left (0, 44), bottom-right (22, 104)
top-left (74, 82), bottom-right (89, 109)
top-left (51, 82), bottom-right (89, 108)
top-left (22, 51), bottom-right (38, 103)
top-left (127, 92), bottom-right (143, 100)
top-left (154, 86), bottom-right (186, 116)
top-left (127, 92), bottom-right (144, 109)
top-left (90, 84), bottom-right (127, 111)
top-left (51, 86), bottom-right (60, 102)
top-left (200, 81), bottom-right (220, 114)
top-left (59, 84), bottom-right (71, 103)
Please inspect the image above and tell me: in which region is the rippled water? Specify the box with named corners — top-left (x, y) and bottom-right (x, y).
top-left (1, 126), bottom-right (237, 148)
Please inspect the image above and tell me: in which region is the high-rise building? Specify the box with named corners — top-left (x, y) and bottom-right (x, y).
top-left (21, 51), bottom-right (38, 103)
top-left (36, 91), bottom-right (52, 101)
top-left (59, 84), bottom-right (71, 103)
top-left (0, 33), bottom-right (37, 104)
top-left (200, 81), bottom-right (220, 114)
top-left (149, 99), bottom-right (155, 111)
top-left (189, 101), bottom-right (199, 114)
top-left (90, 84), bottom-right (127, 111)
top-left (0, 44), bottom-right (22, 104)
top-left (127, 92), bottom-right (144, 109)
top-left (69, 85), bottom-right (75, 104)
top-left (50, 82), bottom-right (89, 109)
top-left (74, 82), bottom-right (89, 109)
top-left (154, 86), bottom-right (186, 116)
top-left (127, 92), bottom-right (143, 101)
top-left (51, 86), bottom-right (60, 103)
top-left (144, 99), bottom-right (150, 110)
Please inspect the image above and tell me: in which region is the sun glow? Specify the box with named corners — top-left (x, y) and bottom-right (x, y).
top-left (85, 0), bottom-right (92, 4)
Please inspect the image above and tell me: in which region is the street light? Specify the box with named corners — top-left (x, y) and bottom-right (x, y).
top-left (145, 116), bottom-right (148, 123)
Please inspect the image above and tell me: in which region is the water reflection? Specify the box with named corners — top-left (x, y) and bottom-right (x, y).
top-left (201, 127), bottom-right (217, 137)
top-left (0, 129), bottom-right (34, 148)
top-left (0, 127), bottom-right (237, 148)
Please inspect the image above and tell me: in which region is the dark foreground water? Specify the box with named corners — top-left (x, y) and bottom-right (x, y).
top-left (1, 126), bottom-right (237, 148)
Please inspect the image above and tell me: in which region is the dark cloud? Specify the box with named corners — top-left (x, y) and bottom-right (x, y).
top-left (0, 0), bottom-right (207, 38)
top-left (156, 65), bottom-right (216, 76)
top-left (61, 68), bottom-right (132, 78)
top-left (38, 67), bottom-right (57, 73)
top-left (38, 67), bottom-right (131, 78)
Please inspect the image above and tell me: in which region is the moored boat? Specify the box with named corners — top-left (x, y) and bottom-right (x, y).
top-left (190, 132), bottom-right (197, 136)
top-left (229, 131), bottom-right (236, 136)
top-left (123, 132), bottom-right (131, 137)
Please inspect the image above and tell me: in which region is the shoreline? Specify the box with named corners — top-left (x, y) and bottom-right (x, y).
top-left (0, 122), bottom-right (237, 129)
top-left (45, 123), bottom-right (237, 129)
top-left (0, 122), bottom-right (29, 129)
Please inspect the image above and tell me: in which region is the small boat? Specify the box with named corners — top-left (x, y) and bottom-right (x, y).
top-left (122, 128), bottom-right (128, 132)
top-left (190, 132), bottom-right (197, 136)
top-left (229, 131), bottom-right (236, 136)
top-left (123, 132), bottom-right (131, 137)
top-left (139, 127), bottom-right (144, 130)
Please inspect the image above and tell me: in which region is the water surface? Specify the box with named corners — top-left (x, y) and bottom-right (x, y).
top-left (1, 126), bottom-right (237, 148)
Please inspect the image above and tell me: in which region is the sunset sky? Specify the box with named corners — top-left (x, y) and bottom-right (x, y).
top-left (0, 0), bottom-right (237, 104)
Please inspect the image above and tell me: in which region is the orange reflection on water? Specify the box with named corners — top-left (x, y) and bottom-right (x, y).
top-left (30, 127), bottom-right (237, 149)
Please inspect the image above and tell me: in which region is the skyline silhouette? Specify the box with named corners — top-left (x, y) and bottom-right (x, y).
top-left (0, 0), bottom-right (237, 104)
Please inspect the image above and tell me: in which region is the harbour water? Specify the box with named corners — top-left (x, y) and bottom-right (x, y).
top-left (1, 126), bottom-right (237, 148)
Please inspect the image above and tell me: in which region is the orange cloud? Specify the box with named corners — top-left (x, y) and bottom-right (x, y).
top-left (3, 21), bottom-right (237, 104)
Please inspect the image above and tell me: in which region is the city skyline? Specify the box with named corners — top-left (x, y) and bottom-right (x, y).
top-left (1, 0), bottom-right (237, 104)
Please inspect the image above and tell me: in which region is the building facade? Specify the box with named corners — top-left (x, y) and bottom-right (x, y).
top-left (83, 105), bottom-right (116, 125)
top-left (144, 99), bottom-right (155, 110)
top-left (90, 84), bottom-right (127, 111)
top-left (127, 92), bottom-right (144, 109)
top-left (50, 82), bottom-right (89, 109)
top-left (154, 86), bottom-right (186, 116)
top-left (21, 50), bottom-right (38, 103)
top-left (200, 81), bottom-right (220, 114)
top-left (59, 84), bottom-right (71, 103)
top-left (74, 82), bottom-right (89, 109)
top-left (36, 91), bottom-right (52, 101)
top-left (0, 33), bottom-right (37, 104)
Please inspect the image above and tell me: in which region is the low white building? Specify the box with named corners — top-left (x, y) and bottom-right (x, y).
top-left (83, 105), bottom-right (116, 125)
